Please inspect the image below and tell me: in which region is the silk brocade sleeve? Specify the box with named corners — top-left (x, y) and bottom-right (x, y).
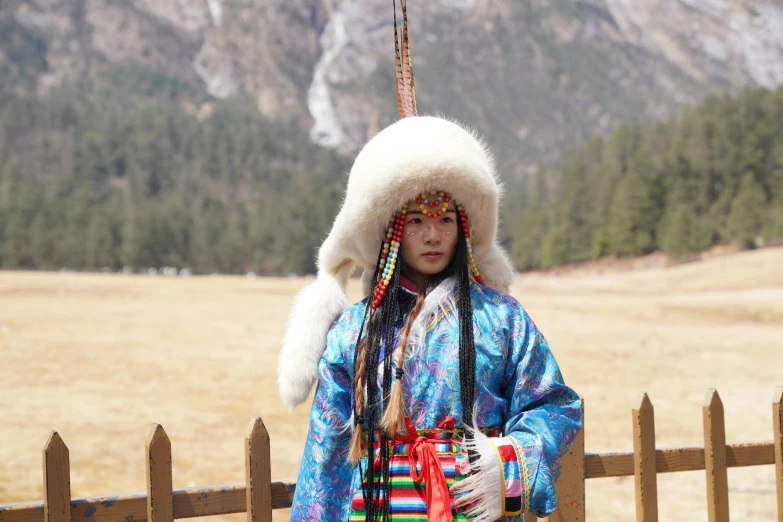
top-left (288, 318), bottom-right (356, 521)
top-left (500, 307), bottom-right (583, 519)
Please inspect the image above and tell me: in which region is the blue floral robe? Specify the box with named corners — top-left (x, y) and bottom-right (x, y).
top-left (289, 282), bottom-right (583, 520)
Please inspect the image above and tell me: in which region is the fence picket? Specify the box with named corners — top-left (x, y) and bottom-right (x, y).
top-left (633, 392), bottom-right (658, 522)
top-left (546, 399), bottom-right (586, 522)
top-left (146, 424), bottom-right (173, 522)
top-left (3, 394), bottom-right (783, 522)
top-left (42, 431), bottom-right (70, 522)
top-left (703, 389), bottom-right (729, 522)
top-left (245, 417), bottom-right (272, 522)
top-left (773, 387), bottom-right (783, 522)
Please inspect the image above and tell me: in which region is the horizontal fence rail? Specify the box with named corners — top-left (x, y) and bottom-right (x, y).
top-left (1, 388), bottom-right (781, 522)
top-left (0, 483), bottom-right (297, 522)
top-left (583, 440), bottom-right (774, 477)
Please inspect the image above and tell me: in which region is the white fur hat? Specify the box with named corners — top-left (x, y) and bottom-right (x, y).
top-left (277, 116), bottom-right (515, 410)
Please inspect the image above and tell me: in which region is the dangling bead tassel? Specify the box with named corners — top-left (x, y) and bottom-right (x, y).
top-left (380, 367), bottom-right (405, 434)
top-left (371, 204), bottom-right (407, 309)
top-left (348, 414), bottom-right (365, 464)
top-left (456, 202), bottom-right (485, 285)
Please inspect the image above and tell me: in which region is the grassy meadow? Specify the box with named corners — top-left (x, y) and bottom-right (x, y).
top-left (1, 247), bottom-right (782, 521)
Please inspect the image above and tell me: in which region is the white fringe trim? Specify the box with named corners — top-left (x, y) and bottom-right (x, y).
top-left (404, 276), bottom-right (458, 359)
top-left (451, 425), bottom-right (503, 522)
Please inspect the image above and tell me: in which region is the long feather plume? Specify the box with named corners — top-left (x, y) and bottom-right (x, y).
top-left (393, 0), bottom-right (417, 118)
top-left (401, 0), bottom-right (417, 116)
top-left (393, 1), bottom-right (406, 118)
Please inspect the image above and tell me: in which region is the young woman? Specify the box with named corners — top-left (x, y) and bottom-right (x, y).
top-left (277, 3), bottom-right (582, 521)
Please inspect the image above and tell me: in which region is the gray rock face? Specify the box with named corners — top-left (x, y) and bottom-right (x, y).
top-left (4, 0), bottom-right (782, 174)
top-left (604, 0), bottom-right (783, 89)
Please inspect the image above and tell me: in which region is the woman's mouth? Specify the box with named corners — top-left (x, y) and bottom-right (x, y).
top-left (422, 252), bottom-right (443, 260)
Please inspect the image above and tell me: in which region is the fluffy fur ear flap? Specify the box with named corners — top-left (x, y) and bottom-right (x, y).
top-left (477, 243), bottom-right (516, 294)
top-left (277, 263), bottom-right (353, 411)
top-left (360, 267), bottom-right (374, 297)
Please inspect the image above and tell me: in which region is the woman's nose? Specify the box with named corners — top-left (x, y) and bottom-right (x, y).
top-left (423, 223), bottom-right (441, 243)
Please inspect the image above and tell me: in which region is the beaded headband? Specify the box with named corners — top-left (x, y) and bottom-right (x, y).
top-left (371, 190), bottom-right (485, 309)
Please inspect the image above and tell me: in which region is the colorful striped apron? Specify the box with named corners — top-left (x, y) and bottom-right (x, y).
top-left (350, 416), bottom-right (501, 522)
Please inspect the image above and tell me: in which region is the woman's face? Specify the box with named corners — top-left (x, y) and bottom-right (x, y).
top-left (400, 199), bottom-right (459, 284)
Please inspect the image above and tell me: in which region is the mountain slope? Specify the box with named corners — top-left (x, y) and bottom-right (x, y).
top-left (2, 0), bottom-right (782, 178)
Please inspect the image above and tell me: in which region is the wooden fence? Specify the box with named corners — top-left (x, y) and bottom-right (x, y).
top-left (1, 387), bottom-right (781, 522)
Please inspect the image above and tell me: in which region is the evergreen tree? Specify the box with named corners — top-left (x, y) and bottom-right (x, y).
top-left (607, 169), bottom-right (655, 255)
top-left (0, 62), bottom-right (781, 273)
top-left (660, 204), bottom-right (695, 259)
top-left (763, 204), bottom-right (783, 243)
top-left (541, 227), bottom-right (568, 268)
top-left (726, 173), bottom-right (767, 249)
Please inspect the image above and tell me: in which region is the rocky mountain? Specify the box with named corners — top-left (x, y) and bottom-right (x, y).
top-left (2, 0), bottom-right (782, 178)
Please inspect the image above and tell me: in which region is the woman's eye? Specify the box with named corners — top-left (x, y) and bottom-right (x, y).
top-left (408, 217), bottom-right (422, 224)
top-left (442, 216), bottom-right (453, 223)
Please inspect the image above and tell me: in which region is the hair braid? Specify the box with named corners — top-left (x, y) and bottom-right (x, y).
top-left (348, 249), bottom-right (387, 465)
top-left (348, 309), bottom-right (375, 464)
top-left (380, 286), bottom-right (426, 434)
top-left (358, 261), bottom-right (401, 520)
top-left (378, 264), bottom-right (401, 519)
top-left (362, 312), bottom-right (382, 520)
top-left (455, 226), bottom-right (478, 465)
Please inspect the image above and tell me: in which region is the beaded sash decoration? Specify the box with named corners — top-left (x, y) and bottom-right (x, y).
top-left (371, 191), bottom-right (485, 310)
top-left (350, 417), bottom-right (501, 522)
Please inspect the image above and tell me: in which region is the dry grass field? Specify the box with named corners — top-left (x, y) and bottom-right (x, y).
top-left (1, 246), bottom-right (782, 521)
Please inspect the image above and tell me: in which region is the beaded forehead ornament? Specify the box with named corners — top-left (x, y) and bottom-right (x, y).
top-left (371, 190), bottom-right (485, 309)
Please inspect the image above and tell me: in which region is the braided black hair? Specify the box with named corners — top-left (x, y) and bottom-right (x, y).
top-left (455, 223), bottom-right (479, 465)
top-left (352, 224), bottom-right (478, 521)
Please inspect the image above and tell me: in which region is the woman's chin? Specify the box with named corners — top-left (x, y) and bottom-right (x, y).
top-left (410, 261), bottom-right (448, 275)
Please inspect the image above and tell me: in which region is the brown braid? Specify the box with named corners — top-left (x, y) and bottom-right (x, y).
top-left (348, 310), bottom-right (378, 464)
top-left (380, 287), bottom-right (427, 434)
